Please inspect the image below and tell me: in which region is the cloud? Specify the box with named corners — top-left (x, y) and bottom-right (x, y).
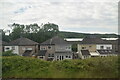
top-left (0, 0), bottom-right (118, 34)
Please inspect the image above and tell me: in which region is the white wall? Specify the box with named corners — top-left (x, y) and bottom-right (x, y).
top-left (4, 46), bottom-right (19, 54)
top-left (96, 44), bottom-right (112, 50)
top-left (55, 44), bottom-right (72, 52)
top-left (55, 53), bottom-right (73, 60)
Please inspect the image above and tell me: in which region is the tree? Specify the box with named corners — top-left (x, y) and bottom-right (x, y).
top-left (9, 25), bottom-right (24, 40)
top-left (72, 44), bottom-right (77, 52)
top-left (42, 23), bottom-right (59, 34)
top-left (0, 30), bottom-right (9, 42)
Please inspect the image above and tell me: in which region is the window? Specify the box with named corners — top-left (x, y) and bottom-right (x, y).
top-left (100, 46), bottom-right (104, 49)
top-left (101, 51), bottom-right (104, 52)
top-left (48, 54), bottom-right (51, 57)
top-left (69, 56), bottom-right (71, 58)
top-left (68, 47), bottom-right (71, 49)
top-left (105, 50), bottom-right (108, 52)
top-left (48, 54), bottom-right (54, 57)
top-left (48, 46), bottom-right (52, 49)
top-left (66, 56), bottom-right (68, 58)
top-left (12, 46), bottom-right (15, 50)
top-left (52, 54), bottom-right (54, 57)
top-left (82, 47), bottom-right (86, 49)
top-left (41, 47), bottom-right (46, 50)
top-left (6, 47), bottom-right (10, 50)
top-left (107, 47), bottom-right (111, 50)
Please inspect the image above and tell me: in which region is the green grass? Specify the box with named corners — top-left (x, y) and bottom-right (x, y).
top-left (2, 56), bottom-right (119, 78)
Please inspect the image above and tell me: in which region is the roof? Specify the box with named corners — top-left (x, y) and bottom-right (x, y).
top-left (81, 37), bottom-right (111, 44)
top-left (64, 38), bottom-right (118, 42)
top-left (90, 51), bottom-right (100, 56)
top-left (64, 38), bottom-right (83, 41)
top-left (102, 38), bottom-right (118, 40)
top-left (22, 50), bottom-right (32, 56)
top-left (0, 40), bottom-right (8, 46)
top-left (81, 50), bottom-right (90, 55)
top-left (41, 36), bottom-right (69, 45)
top-left (36, 50), bottom-right (47, 56)
top-left (8, 37), bottom-right (39, 46)
top-left (66, 41), bottom-right (82, 44)
top-left (97, 50), bottom-right (113, 54)
top-left (55, 51), bottom-right (72, 54)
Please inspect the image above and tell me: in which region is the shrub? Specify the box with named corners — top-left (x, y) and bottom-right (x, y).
top-left (2, 56), bottom-right (119, 78)
top-left (2, 50), bottom-right (18, 56)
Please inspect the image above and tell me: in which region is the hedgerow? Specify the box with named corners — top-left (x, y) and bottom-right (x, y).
top-left (2, 56), bottom-right (119, 78)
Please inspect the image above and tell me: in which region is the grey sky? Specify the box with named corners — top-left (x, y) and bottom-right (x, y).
top-left (0, 0), bottom-right (119, 34)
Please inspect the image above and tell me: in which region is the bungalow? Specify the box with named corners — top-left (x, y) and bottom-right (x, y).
top-left (0, 40), bottom-right (8, 53)
top-left (36, 36), bottom-right (73, 61)
top-left (77, 37), bottom-right (115, 59)
top-left (4, 37), bottom-right (39, 56)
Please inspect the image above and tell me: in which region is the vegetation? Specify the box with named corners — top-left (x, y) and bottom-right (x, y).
top-left (2, 23), bottom-right (118, 43)
top-left (2, 56), bottom-right (119, 78)
top-left (1, 50), bottom-right (18, 56)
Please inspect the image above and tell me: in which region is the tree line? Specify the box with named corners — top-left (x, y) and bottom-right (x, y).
top-left (2, 22), bottom-right (118, 43)
top-left (2, 22), bottom-right (59, 43)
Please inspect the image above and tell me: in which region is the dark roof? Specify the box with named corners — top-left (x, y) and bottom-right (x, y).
top-left (103, 40), bottom-right (118, 45)
top-left (118, 38), bottom-right (120, 44)
top-left (22, 50), bottom-right (32, 56)
top-left (81, 37), bottom-right (111, 44)
top-left (66, 41), bottom-right (82, 44)
top-left (41, 36), bottom-right (69, 45)
top-left (0, 40), bottom-right (8, 46)
top-left (8, 37), bottom-right (39, 46)
top-left (55, 51), bottom-right (72, 54)
top-left (81, 50), bottom-right (90, 55)
top-left (97, 50), bottom-right (113, 54)
top-left (36, 50), bottom-right (47, 56)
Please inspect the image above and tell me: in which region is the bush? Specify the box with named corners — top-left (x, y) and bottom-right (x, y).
top-left (2, 50), bottom-right (18, 56)
top-left (2, 56), bottom-right (119, 78)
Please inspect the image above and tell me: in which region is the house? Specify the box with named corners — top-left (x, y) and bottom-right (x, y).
top-left (0, 40), bottom-right (8, 53)
top-left (102, 39), bottom-right (118, 56)
top-left (77, 37), bottom-right (115, 59)
top-left (36, 36), bottom-right (73, 61)
top-left (4, 37), bottom-right (39, 56)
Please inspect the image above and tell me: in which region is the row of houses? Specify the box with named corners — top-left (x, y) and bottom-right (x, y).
top-left (0, 36), bottom-right (119, 60)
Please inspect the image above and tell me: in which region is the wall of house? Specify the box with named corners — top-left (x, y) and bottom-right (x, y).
top-left (40, 45), bottom-right (56, 60)
top-left (82, 55), bottom-right (91, 59)
top-left (19, 45), bottom-right (38, 55)
top-left (0, 46), bottom-right (2, 53)
top-left (40, 45), bottom-right (55, 53)
top-left (78, 44), bottom-right (96, 52)
top-left (112, 44), bottom-right (118, 53)
top-left (55, 44), bottom-right (72, 52)
top-left (4, 46), bottom-right (19, 54)
top-left (54, 53), bottom-right (73, 61)
top-left (96, 44), bottom-right (112, 50)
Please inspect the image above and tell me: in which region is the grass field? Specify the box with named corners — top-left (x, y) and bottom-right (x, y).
top-left (2, 56), bottom-right (119, 78)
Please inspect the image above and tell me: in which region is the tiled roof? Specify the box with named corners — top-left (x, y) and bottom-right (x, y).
top-left (41, 36), bottom-right (69, 45)
top-left (0, 40), bottom-right (8, 46)
top-left (36, 50), bottom-right (47, 56)
top-left (8, 37), bottom-right (39, 46)
top-left (97, 50), bottom-right (113, 54)
top-left (22, 50), bottom-right (32, 56)
top-left (81, 50), bottom-right (90, 55)
top-left (104, 40), bottom-right (118, 45)
top-left (81, 37), bottom-right (111, 44)
top-left (55, 51), bottom-right (72, 54)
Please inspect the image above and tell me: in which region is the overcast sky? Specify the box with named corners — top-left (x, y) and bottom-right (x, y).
top-left (0, 0), bottom-right (119, 34)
